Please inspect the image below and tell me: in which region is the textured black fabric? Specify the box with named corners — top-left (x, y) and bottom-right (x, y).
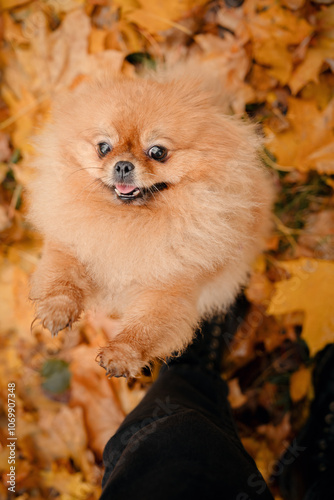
top-left (100, 364), bottom-right (274, 500)
top-left (278, 344), bottom-right (334, 500)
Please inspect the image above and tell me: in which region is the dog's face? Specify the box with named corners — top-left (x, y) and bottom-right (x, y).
top-left (52, 76), bottom-right (231, 206)
top-left (82, 110), bottom-right (183, 205)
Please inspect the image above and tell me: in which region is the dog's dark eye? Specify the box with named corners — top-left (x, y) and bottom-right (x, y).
top-left (148, 145), bottom-right (168, 161)
top-left (97, 142), bottom-right (112, 158)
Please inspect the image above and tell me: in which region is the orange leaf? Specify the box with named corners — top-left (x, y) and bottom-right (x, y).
top-left (228, 378), bottom-right (247, 409)
top-left (267, 259), bottom-right (334, 356)
top-left (290, 366), bottom-right (312, 402)
top-left (265, 97), bottom-right (334, 173)
top-left (290, 43), bottom-right (334, 95)
top-left (1, 0), bottom-right (29, 9)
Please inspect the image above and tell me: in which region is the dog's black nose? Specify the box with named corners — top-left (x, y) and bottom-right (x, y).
top-left (114, 161), bottom-right (135, 180)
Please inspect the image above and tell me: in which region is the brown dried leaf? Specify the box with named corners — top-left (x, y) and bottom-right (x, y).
top-left (0, 132), bottom-right (11, 162)
top-left (34, 406), bottom-right (89, 468)
top-left (70, 345), bottom-right (125, 458)
top-left (246, 272), bottom-right (274, 306)
top-left (228, 378), bottom-right (248, 409)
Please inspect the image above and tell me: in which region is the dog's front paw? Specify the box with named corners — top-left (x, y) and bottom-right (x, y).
top-left (34, 294), bottom-right (82, 336)
top-left (96, 342), bottom-right (144, 378)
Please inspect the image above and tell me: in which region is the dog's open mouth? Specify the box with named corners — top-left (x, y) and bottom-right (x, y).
top-left (114, 184), bottom-right (141, 199)
top-left (113, 183), bottom-right (168, 201)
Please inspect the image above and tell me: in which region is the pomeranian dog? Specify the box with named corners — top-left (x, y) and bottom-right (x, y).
top-left (28, 68), bottom-right (273, 378)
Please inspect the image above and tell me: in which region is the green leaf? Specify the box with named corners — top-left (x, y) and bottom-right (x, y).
top-left (41, 359), bottom-right (71, 394)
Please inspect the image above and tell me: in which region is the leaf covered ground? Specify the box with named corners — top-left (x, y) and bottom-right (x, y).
top-left (0, 0), bottom-right (334, 498)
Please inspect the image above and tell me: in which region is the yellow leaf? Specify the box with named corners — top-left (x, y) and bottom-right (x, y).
top-left (41, 468), bottom-right (95, 499)
top-left (246, 1), bottom-right (313, 85)
top-left (301, 77), bottom-right (334, 110)
top-left (1, 85), bottom-right (37, 154)
top-left (1, 0), bottom-right (29, 9)
top-left (89, 27), bottom-right (107, 54)
top-left (265, 97), bottom-right (334, 173)
top-left (267, 259), bottom-right (334, 356)
top-left (290, 42), bottom-right (334, 95)
top-left (0, 260), bottom-right (34, 333)
top-left (253, 40), bottom-right (292, 85)
top-left (288, 4), bottom-right (334, 94)
top-left (247, 2), bottom-right (313, 46)
top-left (113, 0), bottom-right (141, 14)
top-left (136, 0), bottom-right (207, 21)
top-left (253, 443), bottom-right (276, 483)
top-left (290, 366), bottom-right (312, 402)
top-left (121, 0), bottom-right (207, 34)
top-left (126, 9), bottom-right (190, 34)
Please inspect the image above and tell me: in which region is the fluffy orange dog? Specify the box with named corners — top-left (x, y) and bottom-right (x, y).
top-left (29, 70), bottom-right (273, 378)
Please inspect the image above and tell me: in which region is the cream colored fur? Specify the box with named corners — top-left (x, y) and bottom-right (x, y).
top-left (28, 70), bottom-right (274, 377)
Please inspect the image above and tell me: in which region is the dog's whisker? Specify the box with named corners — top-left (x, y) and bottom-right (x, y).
top-left (70, 178), bottom-right (103, 203)
top-left (148, 185), bottom-right (171, 208)
top-left (65, 166), bottom-right (104, 180)
top-left (150, 184), bottom-right (170, 206)
top-left (143, 172), bottom-right (160, 179)
top-left (148, 186), bottom-right (157, 202)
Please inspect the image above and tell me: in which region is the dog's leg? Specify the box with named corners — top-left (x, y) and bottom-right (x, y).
top-left (97, 282), bottom-right (200, 378)
top-left (30, 240), bottom-right (93, 336)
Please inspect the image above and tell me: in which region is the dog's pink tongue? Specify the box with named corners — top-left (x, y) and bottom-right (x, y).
top-left (115, 184), bottom-right (136, 194)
